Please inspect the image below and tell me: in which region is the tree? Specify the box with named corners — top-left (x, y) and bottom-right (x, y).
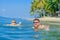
top-left (30, 0), bottom-right (60, 17)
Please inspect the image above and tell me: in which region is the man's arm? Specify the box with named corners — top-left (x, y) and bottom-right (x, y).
top-left (42, 25), bottom-right (49, 31)
top-left (44, 25), bottom-right (49, 31)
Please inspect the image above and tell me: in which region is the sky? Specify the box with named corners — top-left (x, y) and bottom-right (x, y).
top-left (0, 0), bottom-right (34, 18)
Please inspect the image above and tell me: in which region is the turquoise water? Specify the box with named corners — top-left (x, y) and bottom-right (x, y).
top-left (0, 20), bottom-right (60, 40)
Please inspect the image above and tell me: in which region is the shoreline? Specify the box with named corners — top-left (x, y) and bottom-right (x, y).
top-left (27, 17), bottom-right (60, 22)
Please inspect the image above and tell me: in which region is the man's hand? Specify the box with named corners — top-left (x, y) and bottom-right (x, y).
top-left (44, 25), bottom-right (49, 31)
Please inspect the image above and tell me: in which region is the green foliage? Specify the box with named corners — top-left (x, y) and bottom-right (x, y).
top-left (30, 0), bottom-right (60, 17)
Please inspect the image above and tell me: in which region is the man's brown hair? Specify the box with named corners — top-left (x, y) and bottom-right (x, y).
top-left (33, 19), bottom-right (40, 22)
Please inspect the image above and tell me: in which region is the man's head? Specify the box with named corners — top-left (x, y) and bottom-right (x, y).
top-left (33, 19), bottom-right (40, 28)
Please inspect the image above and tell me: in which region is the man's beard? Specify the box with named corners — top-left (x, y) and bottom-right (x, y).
top-left (34, 25), bottom-right (39, 29)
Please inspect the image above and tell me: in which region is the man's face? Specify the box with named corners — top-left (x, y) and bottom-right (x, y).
top-left (33, 20), bottom-right (40, 28)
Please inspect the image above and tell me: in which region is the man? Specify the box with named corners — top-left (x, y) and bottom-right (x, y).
top-left (33, 19), bottom-right (49, 32)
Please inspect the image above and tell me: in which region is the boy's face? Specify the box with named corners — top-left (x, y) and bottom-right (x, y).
top-left (33, 20), bottom-right (40, 28)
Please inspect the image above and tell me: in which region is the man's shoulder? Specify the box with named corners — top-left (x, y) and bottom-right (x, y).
top-left (38, 25), bottom-right (44, 29)
top-left (40, 25), bottom-right (45, 28)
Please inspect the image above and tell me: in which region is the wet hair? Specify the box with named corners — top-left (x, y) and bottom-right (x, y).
top-left (33, 19), bottom-right (40, 22)
top-left (12, 19), bottom-right (16, 23)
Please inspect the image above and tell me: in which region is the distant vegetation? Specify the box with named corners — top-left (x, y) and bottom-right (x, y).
top-left (30, 0), bottom-right (60, 18)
